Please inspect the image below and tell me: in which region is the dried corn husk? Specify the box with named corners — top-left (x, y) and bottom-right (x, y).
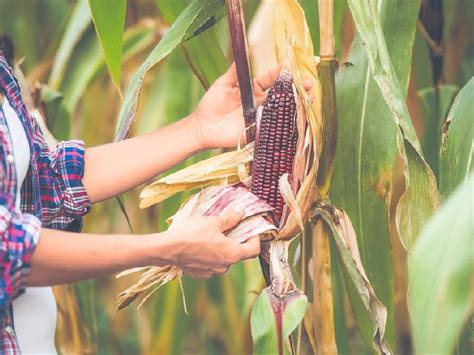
top-left (117, 183), bottom-right (277, 310)
top-left (139, 143), bottom-right (254, 208)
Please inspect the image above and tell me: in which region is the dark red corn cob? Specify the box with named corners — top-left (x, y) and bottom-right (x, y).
top-left (251, 71), bottom-right (298, 225)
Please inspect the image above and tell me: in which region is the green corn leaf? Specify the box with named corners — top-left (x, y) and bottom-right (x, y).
top-left (347, 0), bottom-right (439, 250)
top-left (88, 0), bottom-right (126, 93)
top-left (333, 0), bottom-right (422, 349)
top-left (59, 24), bottom-right (155, 111)
top-left (299, 0), bottom-right (347, 56)
top-left (181, 33), bottom-right (228, 89)
top-left (155, 0), bottom-right (228, 89)
top-left (418, 85), bottom-right (458, 177)
top-left (411, 25), bottom-right (433, 90)
top-left (251, 288), bottom-right (308, 355)
top-left (73, 280), bottom-right (98, 344)
top-left (49, 0), bottom-right (91, 89)
top-left (439, 78), bottom-right (474, 200)
top-left (114, 0), bottom-right (225, 141)
top-left (409, 172), bottom-right (474, 355)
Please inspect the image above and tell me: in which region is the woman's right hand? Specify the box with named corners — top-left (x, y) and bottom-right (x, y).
top-left (166, 209), bottom-right (261, 278)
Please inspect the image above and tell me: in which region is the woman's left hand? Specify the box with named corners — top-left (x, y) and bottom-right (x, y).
top-left (191, 64), bottom-right (313, 150)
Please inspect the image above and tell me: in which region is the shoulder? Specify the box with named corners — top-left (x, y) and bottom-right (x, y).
top-left (0, 52), bottom-right (17, 88)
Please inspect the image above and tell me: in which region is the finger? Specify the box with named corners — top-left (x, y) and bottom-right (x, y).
top-left (213, 266), bottom-right (229, 275)
top-left (303, 79), bottom-right (313, 91)
top-left (256, 65), bottom-right (282, 91)
top-left (237, 236), bottom-right (261, 260)
top-left (217, 208), bottom-right (244, 231)
top-left (215, 62), bottom-right (237, 86)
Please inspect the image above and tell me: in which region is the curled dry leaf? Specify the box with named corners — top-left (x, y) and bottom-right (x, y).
top-left (314, 205), bottom-right (391, 355)
top-left (139, 143), bottom-right (254, 208)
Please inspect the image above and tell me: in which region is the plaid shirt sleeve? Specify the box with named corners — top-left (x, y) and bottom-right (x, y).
top-left (0, 194), bottom-right (41, 312)
top-left (30, 118), bottom-right (91, 228)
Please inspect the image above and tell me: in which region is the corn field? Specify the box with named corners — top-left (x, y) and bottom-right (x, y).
top-left (1, 0), bottom-right (472, 354)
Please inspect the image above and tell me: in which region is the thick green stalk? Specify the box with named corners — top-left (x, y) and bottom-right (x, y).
top-left (304, 58), bottom-right (338, 354)
top-left (316, 60), bottom-right (338, 195)
top-left (300, 0), bottom-right (339, 353)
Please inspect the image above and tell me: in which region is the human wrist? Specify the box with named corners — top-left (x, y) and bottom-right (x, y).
top-left (138, 231), bottom-right (180, 267)
top-left (187, 109), bottom-right (207, 151)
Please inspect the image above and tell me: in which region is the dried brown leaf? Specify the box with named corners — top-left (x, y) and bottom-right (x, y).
top-left (139, 144), bottom-right (254, 208)
top-left (314, 206), bottom-right (391, 354)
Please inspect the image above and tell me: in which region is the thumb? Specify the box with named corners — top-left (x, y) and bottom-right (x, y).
top-left (215, 62), bottom-right (237, 86)
top-left (255, 64), bottom-right (282, 91)
top-left (217, 208), bottom-right (244, 232)
top-left (237, 236), bottom-right (261, 260)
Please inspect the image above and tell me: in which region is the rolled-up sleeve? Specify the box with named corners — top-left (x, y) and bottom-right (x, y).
top-left (36, 137), bottom-right (91, 227)
top-left (0, 193), bottom-right (41, 311)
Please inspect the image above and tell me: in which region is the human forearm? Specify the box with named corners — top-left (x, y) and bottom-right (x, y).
top-left (82, 114), bottom-right (202, 203)
top-left (27, 209), bottom-right (259, 285)
top-left (28, 228), bottom-right (171, 286)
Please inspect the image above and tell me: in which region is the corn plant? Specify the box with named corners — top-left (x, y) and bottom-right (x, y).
top-left (1, 0), bottom-right (472, 354)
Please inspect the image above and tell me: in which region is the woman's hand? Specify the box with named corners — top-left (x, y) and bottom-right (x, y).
top-left (167, 209), bottom-right (260, 278)
top-left (192, 64), bottom-right (314, 150)
top-left (192, 64), bottom-right (282, 150)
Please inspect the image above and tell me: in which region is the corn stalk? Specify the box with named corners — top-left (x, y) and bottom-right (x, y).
top-left (226, 0), bottom-right (256, 143)
top-left (299, 0), bottom-right (338, 353)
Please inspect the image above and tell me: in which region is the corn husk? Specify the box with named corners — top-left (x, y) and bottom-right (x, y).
top-left (139, 143), bottom-right (254, 208)
top-left (116, 183), bottom-right (277, 310)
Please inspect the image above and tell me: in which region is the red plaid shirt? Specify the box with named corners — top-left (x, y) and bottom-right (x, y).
top-left (0, 52), bottom-right (91, 353)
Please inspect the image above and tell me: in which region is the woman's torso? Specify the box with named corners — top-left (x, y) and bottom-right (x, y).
top-left (2, 95), bottom-right (57, 354)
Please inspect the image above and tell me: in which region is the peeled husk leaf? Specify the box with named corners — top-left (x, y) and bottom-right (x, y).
top-left (116, 183), bottom-right (277, 310)
top-left (139, 143), bottom-right (254, 208)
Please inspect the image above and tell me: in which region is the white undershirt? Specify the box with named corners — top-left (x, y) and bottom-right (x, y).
top-left (2, 97), bottom-right (57, 354)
